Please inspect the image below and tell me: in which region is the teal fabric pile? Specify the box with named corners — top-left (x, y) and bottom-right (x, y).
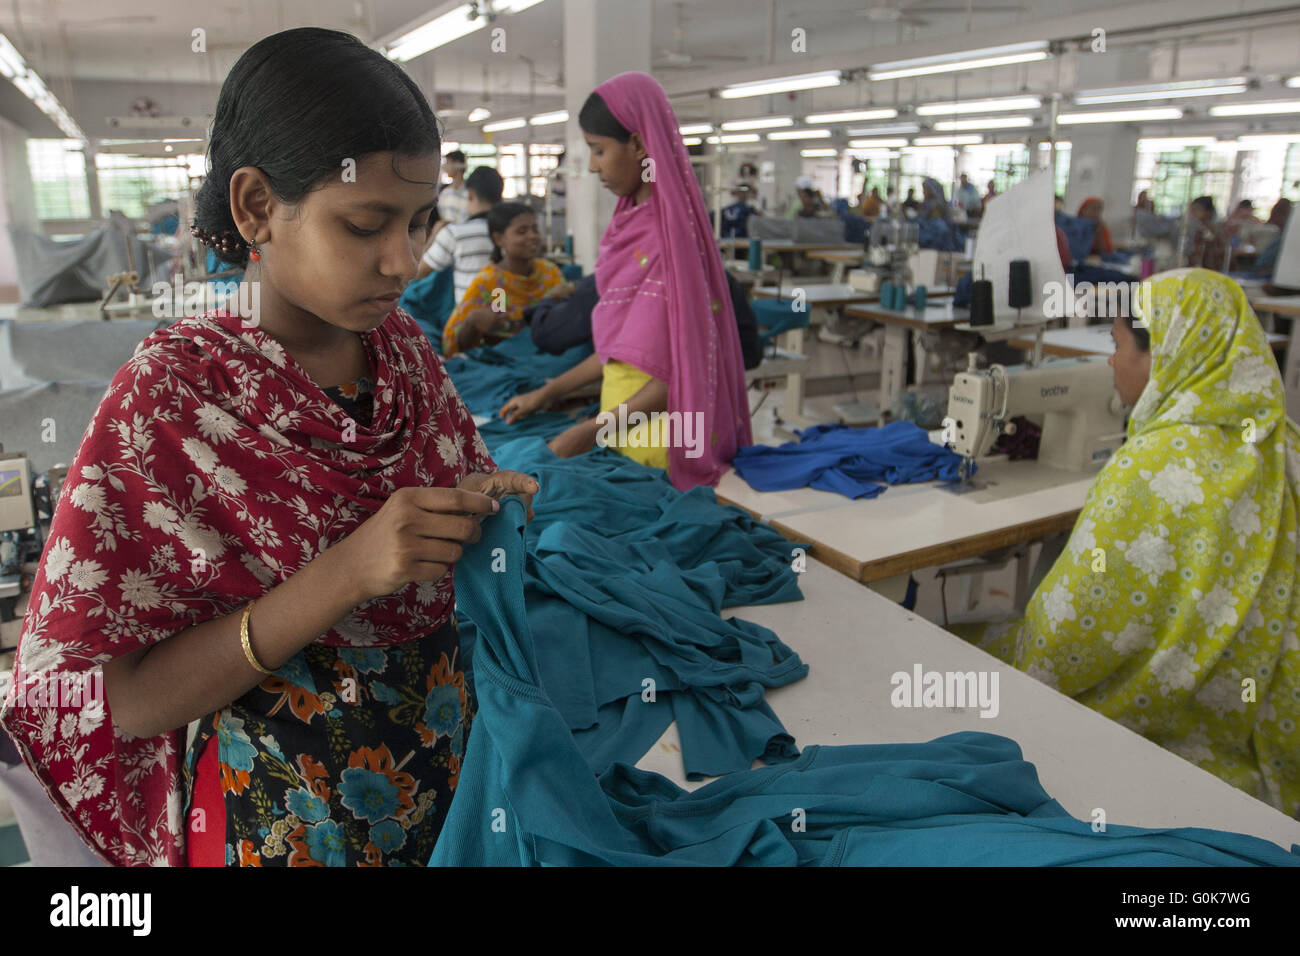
top-left (456, 438), bottom-right (807, 778)
top-left (431, 498), bottom-right (1300, 866)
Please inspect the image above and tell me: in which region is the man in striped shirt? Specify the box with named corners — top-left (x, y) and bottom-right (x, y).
top-left (418, 166), bottom-right (503, 302)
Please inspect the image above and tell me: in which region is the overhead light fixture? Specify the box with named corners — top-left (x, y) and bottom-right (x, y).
top-left (678, 123), bottom-right (713, 135)
top-left (0, 32), bottom-right (84, 139)
top-left (846, 123), bottom-right (920, 136)
top-left (1058, 107), bottom-right (1183, 124)
top-left (767, 128), bottom-right (831, 140)
top-left (917, 95), bottom-right (1041, 115)
top-left (849, 138), bottom-right (909, 148)
top-left (529, 110), bottom-right (568, 126)
top-left (934, 116), bottom-right (1033, 131)
top-left (1075, 76), bottom-right (1247, 105)
top-left (707, 133), bottom-right (762, 144)
top-left (682, 136), bottom-right (702, 146)
top-left (1138, 136), bottom-right (1218, 149)
top-left (467, 107), bottom-right (492, 123)
top-left (912, 134), bottom-right (984, 146)
top-left (869, 41), bottom-right (1049, 81)
top-left (1209, 100), bottom-right (1300, 116)
top-left (801, 148), bottom-right (838, 157)
top-left (805, 108), bottom-right (897, 124)
top-left (720, 71), bottom-right (841, 99)
top-left (1238, 133), bottom-right (1300, 144)
top-left (384, 4), bottom-right (487, 61)
top-left (483, 117), bottom-right (526, 132)
top-left (496, 0), bottom-right (544, 11)
top-left (1287, 77), bottom-right (1300, 89)
top-left (720, 116), bottom-right (793, 131)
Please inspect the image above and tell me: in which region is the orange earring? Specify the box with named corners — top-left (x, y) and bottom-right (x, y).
top-left (248, 242), bottom-right (261, 262)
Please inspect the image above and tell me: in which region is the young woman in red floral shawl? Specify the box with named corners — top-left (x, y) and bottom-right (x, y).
top-left (0, 27), bottom-right (537, 866)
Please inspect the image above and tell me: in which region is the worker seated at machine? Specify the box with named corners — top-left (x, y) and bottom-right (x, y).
top-left (951, 268), bottom-right (1300, 818)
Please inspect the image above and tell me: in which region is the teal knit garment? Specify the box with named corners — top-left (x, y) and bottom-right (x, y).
top-left (430, 497), bottom-right (1300, 866)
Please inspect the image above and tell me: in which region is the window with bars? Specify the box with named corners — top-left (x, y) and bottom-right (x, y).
top-left (94, 151), bottom-right (201, 219)
top-left (27, 139), bottom-right (91, 219)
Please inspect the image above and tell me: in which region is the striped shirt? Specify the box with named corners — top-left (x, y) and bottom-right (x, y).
top-left (437, 184), bottom-right (470, 225)
top-left (422, 217), bottom-right (494, 302)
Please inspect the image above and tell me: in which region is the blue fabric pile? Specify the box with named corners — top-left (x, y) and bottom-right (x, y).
top-left (732, 421), bottom-right (965, 499)
top-left (456, 437), bottom-right (808, 778)
top-left (431, 498), bottom-right (1300, 866)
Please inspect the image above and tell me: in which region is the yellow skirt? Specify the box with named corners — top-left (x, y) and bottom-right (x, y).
top-left (598, 360), bottom-right (670, 471)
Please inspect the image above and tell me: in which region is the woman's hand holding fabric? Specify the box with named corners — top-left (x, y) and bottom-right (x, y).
top-left (331, 486), bottom-right (499, 602)
top-left (500, 386), bottom-right (550, 424)
top-left (459, 469), bottom-right (539, 521)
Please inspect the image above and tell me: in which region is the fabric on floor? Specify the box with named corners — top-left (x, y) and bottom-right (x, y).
top-left (732, 421), bottom-right (966, 499)
top-left (431, 498), bottom-right (1300, 867)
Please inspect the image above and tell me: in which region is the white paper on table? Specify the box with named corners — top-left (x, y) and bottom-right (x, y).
top-left (1274, 210), bottom-right (1300, 288)
top-left (971, 167), bottom-right (1067, 324)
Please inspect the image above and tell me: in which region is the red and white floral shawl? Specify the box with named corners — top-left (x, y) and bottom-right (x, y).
top-left (0, 307), bottom-right (495, 865)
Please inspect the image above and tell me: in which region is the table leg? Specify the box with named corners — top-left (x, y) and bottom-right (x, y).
top-left (879, 324), bottom-right (907, 424)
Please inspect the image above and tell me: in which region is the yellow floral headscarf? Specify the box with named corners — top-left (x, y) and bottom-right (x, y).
top-left (964, 268), bottom-right (1300, 816)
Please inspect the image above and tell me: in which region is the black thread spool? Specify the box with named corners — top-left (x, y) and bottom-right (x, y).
top-left (970, 278), bottom-right (995, 327)
top-left (1007, 259), bottom-right (1032, 310)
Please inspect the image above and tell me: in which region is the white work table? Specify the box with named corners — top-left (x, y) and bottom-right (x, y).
top-left (716, 456), bottom-right (1093, 585)
top-left (1008, 324), bottom-right (1289, 358)
top-left (636, 556), bottom-right (1300, 851)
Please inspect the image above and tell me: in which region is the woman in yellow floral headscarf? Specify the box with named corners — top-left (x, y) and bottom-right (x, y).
top-left (958, 268), bottom-right (1300, 816)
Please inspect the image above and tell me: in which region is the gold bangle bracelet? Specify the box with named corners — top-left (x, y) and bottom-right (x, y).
top-left (240, 602), bottom-right (274, 676)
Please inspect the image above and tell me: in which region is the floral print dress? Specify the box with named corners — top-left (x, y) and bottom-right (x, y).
top-left (181, 375), bottom-right (475, 867)
top-left (956, 270), bottom-right (1300, 816)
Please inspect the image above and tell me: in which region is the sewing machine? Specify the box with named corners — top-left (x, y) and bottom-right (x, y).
top-left (944, 354), bottom-right (1129, 491)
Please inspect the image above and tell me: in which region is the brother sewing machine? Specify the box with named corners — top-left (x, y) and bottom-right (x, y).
top-left (944, 354), bottom-right (1129, 491)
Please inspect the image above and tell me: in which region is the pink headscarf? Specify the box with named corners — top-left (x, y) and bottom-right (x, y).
top-left (589, 71), bottom-right (753, 489)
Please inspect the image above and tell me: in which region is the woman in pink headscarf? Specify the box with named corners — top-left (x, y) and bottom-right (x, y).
top-left (499, 71), bottom-right (753, 490)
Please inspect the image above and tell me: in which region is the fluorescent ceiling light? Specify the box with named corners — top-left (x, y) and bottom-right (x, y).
top-left (1209, 100), bottom-right (1300, 116)
top-left (497, 0), bottom-right (544, 11)
top-left (805, 108), bottom-right (897, 124)
top-left (529, 110), bottom-right (568, 126)
top-left (467, 107), bottom-right (492, 123)
top-left (846, 123), bottom-right (920, 136)
top-left (1058, 107), bottom-right (1183, 124)
top-left (721, 116), bottom-right (793, 131)
top-left (678, 123), bottom-right (713, 135)
top-left (384, 5), bottom-right (486, 61)
top-left (0, 31), bottom-right (84, 139)
top-left (917, 95), bottom-right (1041, 115)
top-left (767, 128), bottom-right (831, 140)
top-left (1075, 77), bottom-right (1246, 105)
top-left (1238, 133), bottom-right (1300, 144)
top-left (848, 137), bottom-right (909, 148)
top-left (801, 148), bottom-right (838, 157)
top-left (720, 71), bottom-right (841, 99)
top-left (934, 116), bottom-right (1033, 131)
top-left (912, 134), bottom-right (984, 146)
top-left (681, 137), bottom-right (702, 146)
top-left (1138, 136), bottom-right (1218, 148)
top-left (707, 134), bottom-right (761, 144)
top-left (870, 41), bottom-right (1048, 81)
top-left (483, 117), bottom-right (526, 132)
top-left (1288, 77), bottom-right (1300, 89)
